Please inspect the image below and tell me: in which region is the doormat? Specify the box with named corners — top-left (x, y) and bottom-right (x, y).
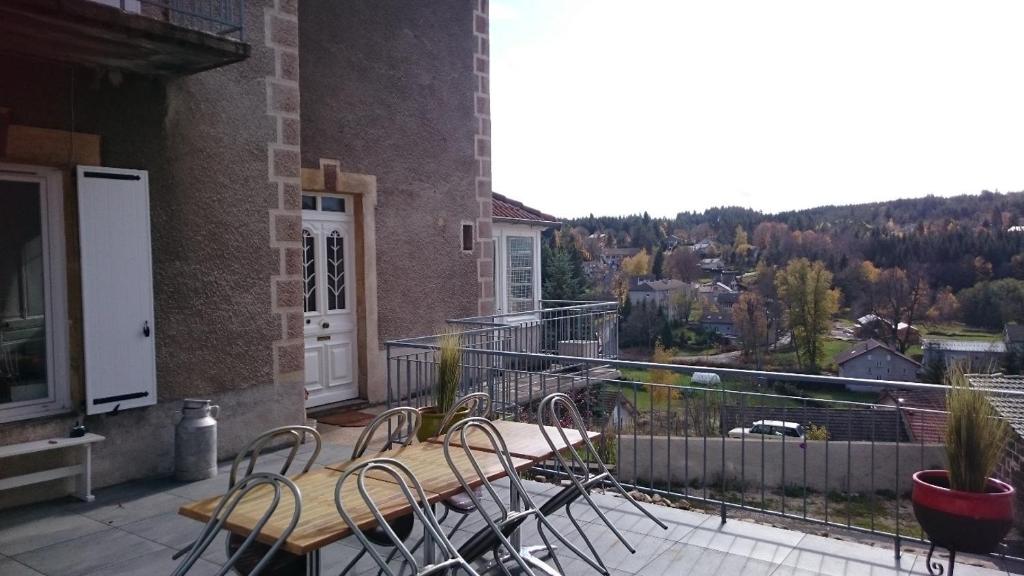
top-left (316, 409), bottom-right (376, 427)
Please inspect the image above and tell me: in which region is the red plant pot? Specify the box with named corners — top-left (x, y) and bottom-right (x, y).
top-left (911, 470), bottom-right (1015, 554)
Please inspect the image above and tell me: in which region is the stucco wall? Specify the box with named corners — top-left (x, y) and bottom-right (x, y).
top-left (0, 0), bottom-right (305, 506)
top-left (839, 352), bottom-right (919, 382)
top-left (618, 436), bottom-right (947, 494)
top-left (298, 0), bottom-right (484, 344)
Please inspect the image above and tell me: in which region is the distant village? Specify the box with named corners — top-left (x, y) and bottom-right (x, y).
top-left (580, 232), bottom-right (1023, 387)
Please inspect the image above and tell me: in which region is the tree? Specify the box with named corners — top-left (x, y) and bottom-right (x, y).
top-left (665, 249), bottom-right (700, 282)
top-left (652, 248), bottom-right (665, 279)
top-left (542, 245), bottom-right (585, 301)
top-left (621, 249), bottom-right (652, 278)
top-left (671, 288), bottom-right (698, 326)
top-left (870, 267), bottom-right (930, 353)
top-left (926, 287), bottom-right (960, 323)
top-left (732, 225), bottom-right (752, 266)
top-left (775, 258), bottom-right (841, 372)
top-left (959, 279), bottom-right (1024, 329)
top-left (732, 292), bottom-right (769, 367)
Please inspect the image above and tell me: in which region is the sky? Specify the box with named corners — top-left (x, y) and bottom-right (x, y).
top-left (489, 0), bottom-right (1024, 218)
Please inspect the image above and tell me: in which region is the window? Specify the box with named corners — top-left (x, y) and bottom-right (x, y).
top-left (302, 229), bottom-right (317, 313)
top-left (326, 231), bottom-right (345, 311)
top-left (0, 167), bottom-right (68, 422)
top-left (506, 236), bottom-right (534, 313)
top-left (461, 223), bottom-right (474, 252)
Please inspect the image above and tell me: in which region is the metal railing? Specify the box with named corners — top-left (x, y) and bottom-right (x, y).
top-left (386, 315), bottom-right (1024, 561)
top-left (112, 0), bottom-right (244, 40)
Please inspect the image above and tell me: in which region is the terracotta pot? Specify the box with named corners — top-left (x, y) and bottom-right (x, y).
top-left (417, 405), bottom-right (470, 442)
top-left (911, 470), bottom-right (1015, 554)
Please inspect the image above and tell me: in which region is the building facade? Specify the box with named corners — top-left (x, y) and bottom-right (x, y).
top-left (0, 0), bottom-right (491, 506)
top-left (836, 339), bottom-right (921, 383)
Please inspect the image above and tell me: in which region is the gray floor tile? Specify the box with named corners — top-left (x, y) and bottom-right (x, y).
top-left (74, 489), bottom-right (191, 527)
top-left (0, 505), bottom-right (110, 556)
top-left (641, 543), bottom-right (779, 576)
top-left (13, 528), bottom-right (164, 576)
top-left (906, 552), bottom-right (1013, 576)
top-left (777, 534), bottom-right (915, 576)
top-left (685, 516), bottom-right (806, 565)
top-left (0, 556), bottom-right (46, 576)
top-left (79, 545), bottom-right (220, 576)
top-left (120, 511), bottom-right (206, 550)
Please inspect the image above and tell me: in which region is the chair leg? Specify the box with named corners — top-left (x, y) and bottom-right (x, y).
top-left (445, 513), bottom-right (468, 539)
top-left (605, 475), bottom-right (668, 530)
top-left (535, 514), bottom-right (609, 576)
top-left (566, 504), bottom-right (608, 573)
top-left (338, 547), bottom-right (366, 576)
top-left (534, 522), bottom-right (566, 576)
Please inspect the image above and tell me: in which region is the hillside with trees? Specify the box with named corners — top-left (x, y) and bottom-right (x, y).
top-left (543, 191), bottom-right (1024, 374)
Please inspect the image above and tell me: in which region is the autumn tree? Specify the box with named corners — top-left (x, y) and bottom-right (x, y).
top-left (621, 249), bottom-right (652, 277)
top-left (671, 287), bottom-right (698, 326)
top-left (732, 225), bottom-right (753, 266)
top-left (870, 267), bottom-right (930, 353)
top-left (648, 340), bottom-right (678, 406)
top-left (665, 249), bottom-right (700, 282)
top-left (775, 258), bottom-right (841, 372)
top-left (732, 292), bottom-right (770, 367)
top-left (926, 287), bottom-right (960, 323)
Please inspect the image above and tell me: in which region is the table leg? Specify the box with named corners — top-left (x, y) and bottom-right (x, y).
top-left (507, 479), bottom-right (559, 574)
top-left (510, 480), bottom-right (521, 548)
top-left (75, 444), bottom-right (94, 502)
top-left (306, 548), bottom-right (321, 576)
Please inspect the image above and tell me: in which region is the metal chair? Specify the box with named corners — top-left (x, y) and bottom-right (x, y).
top-left (435, 393), bottom-right (492, 534)
top-left (338, 407), bottom-right (422, 575)
top-left (393, 393), bottom-right (493, 569)
top-left (173, 425), bottom-right (321, 575)
top-left (536, 392), bottom-right (667, 572)
top-left (336, 457), bottom-right (481, 576)
top-left (444, 417), bottom-right (610, 576)
top-left (170, 472), bottom-right (302, 576)
top-left (229, 425), bottom-right (323, 487)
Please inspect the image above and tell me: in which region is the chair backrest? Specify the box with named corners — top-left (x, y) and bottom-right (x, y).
top-left (171, 472), bottom-right (301, 576)
top-left (537, 392), bottom-right (606, 482)
top-left (350, 407), bottom-right (421, 460)
top-left (229, 425), bottom-right (322, 487)
top-left (437, 392), bottom-right (492, 434)
top-left (443, 417), bottom-right (607, 575)
top-left (335, 457), bottom-right (479, 576)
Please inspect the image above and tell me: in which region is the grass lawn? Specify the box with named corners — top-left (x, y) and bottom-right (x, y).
top-left (918, 322), bottom-right (1002, 341)
top-left (764, 338), bottom-right (854, 373)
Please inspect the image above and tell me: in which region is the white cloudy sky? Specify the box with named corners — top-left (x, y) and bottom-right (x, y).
top-left (489, 0), bottom-right (1024, 218)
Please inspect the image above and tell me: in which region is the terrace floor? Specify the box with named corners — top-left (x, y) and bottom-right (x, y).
top-left (0, 430), bottom-right (1019, 576)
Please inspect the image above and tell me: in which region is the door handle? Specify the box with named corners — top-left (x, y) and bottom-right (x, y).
top-left (143, 321), bottom-right (151, 338)
top-left (321, 322), bottom-right (330, 329)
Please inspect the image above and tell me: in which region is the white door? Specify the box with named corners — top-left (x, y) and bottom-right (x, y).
top-left (302, 194), bottom-right (358, 407)
top-left (77, 167), bottom-right (157, 415)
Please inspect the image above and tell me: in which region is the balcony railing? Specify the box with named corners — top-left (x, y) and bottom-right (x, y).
top-left (386, 303), bottom-right (1024, 561)
top-left (123, 0), bottom-right (244, 40)
top-left (0, 0), bottom-right (249, 75)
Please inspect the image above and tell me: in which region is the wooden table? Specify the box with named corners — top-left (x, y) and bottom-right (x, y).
top-left (178, 422), bottom-right (601, 576)
top-left (179, 468), bottom-right (438, 558)
top-left (427, 419), bottom-right (601, 463)
top-left (326, 441), bottom-right (533, 498)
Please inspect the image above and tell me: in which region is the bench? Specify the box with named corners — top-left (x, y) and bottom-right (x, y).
top-left (0, 433), bottom-right (105, 502)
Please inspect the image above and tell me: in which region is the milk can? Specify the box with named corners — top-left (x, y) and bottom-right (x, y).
top-left (174, 399), bottom-right (220, 481)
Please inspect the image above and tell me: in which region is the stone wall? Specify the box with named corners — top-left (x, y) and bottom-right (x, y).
top-left (299, 0), bottom-right (487, 348)
top-left (618, 436), bottom-right (946, 494)
top-left (0, 0), bottom-right (305, 508)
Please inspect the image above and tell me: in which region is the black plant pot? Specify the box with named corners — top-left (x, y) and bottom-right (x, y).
top-left (911, 470), bottom-right (1015, 555)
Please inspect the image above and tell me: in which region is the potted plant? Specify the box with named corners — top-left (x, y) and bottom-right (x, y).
top-left (911, 370), bottom-right (1015, 555)
top-left (416, 331), bottom-right (467, 441)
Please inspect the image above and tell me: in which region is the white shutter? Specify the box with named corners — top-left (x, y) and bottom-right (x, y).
top-left (77, 166), bottom-right (157, 415)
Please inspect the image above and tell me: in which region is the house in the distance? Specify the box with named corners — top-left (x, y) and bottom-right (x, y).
top-left (699, 311), bottom-right (736, 338)
top-left (628, 278), bottom-right (688, 315)
top-left (878, 389), bottom-right (946, 443)
top-left (836, 339), bottom-right (921, 387)
top-left (921, 339), bottom-right (1006, 372)
top-left (700, 257), bottom-right (725, 273)
top-left (491, 193), bottom-right (560, 315)
top-left (855, 314), bottom-right (921, 346)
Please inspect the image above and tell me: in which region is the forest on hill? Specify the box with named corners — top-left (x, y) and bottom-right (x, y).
top-left (565, 191), bottom-right (1024, 293)
top-left (542, 190), bottom-right (1024, 373)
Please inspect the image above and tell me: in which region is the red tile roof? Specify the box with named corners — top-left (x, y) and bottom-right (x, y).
top-left (879, 388), bottom-right (947, 443)
top-left (492, 193), bottom-right (559, 224)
